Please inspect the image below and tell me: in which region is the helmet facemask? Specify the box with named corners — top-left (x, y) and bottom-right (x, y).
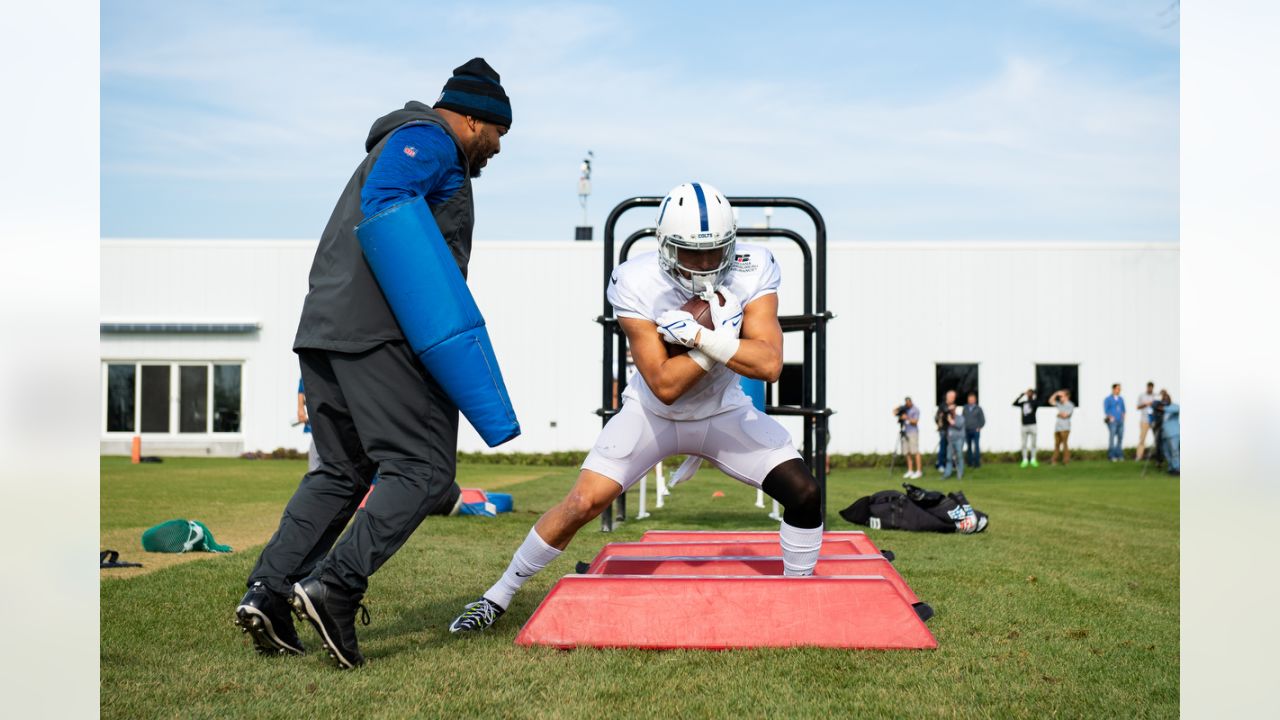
top-left (658, 233), bottom-right (736, 295)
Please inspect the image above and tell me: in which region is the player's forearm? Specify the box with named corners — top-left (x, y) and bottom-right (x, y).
top-left (724, 339), bottom-right (782, 382)
top-left (647, 355), bottom-right (709, 405)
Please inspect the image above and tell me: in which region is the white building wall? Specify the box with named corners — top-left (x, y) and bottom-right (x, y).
top-left (100, 239), bottom-right (1178, 456)
top-left (100, 240), bottom-right (315, 455)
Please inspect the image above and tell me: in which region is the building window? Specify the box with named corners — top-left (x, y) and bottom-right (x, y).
top-left (1035, 364), bottom-right (1079, 407)
top-left (179, 365), bottom-right (208, 433)
top-left (106, 364), bottom-right (135, 432)
top-left (935, 363), bottom-right (979, 407)
top-left (140, 365), bottom-right (171, 432)
top-left (104, 361), bottom-right (242, 434)
top-left (213, 364), bottom-right (242, 433)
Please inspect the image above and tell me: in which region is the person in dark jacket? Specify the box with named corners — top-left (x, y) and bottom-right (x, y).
top-left (234, 58), bottom-right (512, 669)
top-left (963, 391), bottom-right (985, 468)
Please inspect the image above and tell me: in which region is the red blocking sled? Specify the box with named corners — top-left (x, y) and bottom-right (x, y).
top-left (642, 529), bottom-right (878, 547)
top-left (584, 539), bottom-right (868, 572)
top-left (514, 575), bottom-right (937, 650)
top-left (588, 554), bottom-right (922, 605)
top-left (639, 530), bottom-right (889, 558)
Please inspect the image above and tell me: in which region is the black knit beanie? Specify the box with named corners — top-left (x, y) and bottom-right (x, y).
top-left (434, 58), bottom-right (512, 128)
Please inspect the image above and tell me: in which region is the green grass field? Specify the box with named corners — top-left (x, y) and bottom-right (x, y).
top-left (101, 457), bottom-right (1178, 719)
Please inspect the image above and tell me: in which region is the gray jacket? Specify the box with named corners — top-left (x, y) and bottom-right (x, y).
top-left (295, 102), bottom-right (474, 353)
top-left (964, 403), bottom-right (985, 431)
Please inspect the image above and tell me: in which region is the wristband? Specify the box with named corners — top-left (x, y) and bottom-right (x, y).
top-left (686, 348), bottom-right (714, 372)
top-left (696, 328), bottom-right (740, 365)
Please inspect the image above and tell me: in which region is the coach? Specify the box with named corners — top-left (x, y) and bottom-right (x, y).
top-left (235, 59), bottom-right (512, 668)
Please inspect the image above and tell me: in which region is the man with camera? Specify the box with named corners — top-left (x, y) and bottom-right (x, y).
top-left (1013, 388), bottom-right (1039, 468)
top-left (940, 390), bottom-right (966, 479)
top-left (893, 397), bottom-right (923, 479)
top-left (1156, 389), bottom-right (1179, 476)
top-left (1136, 381), bottom-right (1157, 460)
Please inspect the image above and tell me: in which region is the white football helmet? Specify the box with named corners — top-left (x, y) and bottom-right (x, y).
top-left (655, 182), bottom-right (736, 295)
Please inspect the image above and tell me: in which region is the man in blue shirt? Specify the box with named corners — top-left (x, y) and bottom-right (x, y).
top-left (237, 58), bottom-right (513, 668)
top-left (1104, 383), bottom-right (1126, 462)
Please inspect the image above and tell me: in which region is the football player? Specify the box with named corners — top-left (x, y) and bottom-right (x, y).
top-left (448, 182), bottom-right (824, 633)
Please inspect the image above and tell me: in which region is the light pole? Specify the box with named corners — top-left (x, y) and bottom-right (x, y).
top-left (575, 150), bottom-right (594, 241)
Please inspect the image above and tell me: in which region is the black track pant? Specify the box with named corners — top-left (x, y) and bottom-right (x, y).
top-left (247, 341), bottom-right (460, 597)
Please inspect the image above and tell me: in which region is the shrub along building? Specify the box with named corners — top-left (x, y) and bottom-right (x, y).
top-left (100, 238), bottom-right (1178, 458)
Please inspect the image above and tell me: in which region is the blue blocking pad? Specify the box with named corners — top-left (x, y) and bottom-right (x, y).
top-left (356, 197), bottom-right (520, 447)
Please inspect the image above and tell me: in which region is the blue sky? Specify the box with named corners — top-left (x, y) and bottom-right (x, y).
top-left (101, 0), bottom-right (1179, 242)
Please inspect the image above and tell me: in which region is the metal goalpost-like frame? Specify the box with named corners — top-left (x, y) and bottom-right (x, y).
top-left (595, 196), bottom-right (833, 532)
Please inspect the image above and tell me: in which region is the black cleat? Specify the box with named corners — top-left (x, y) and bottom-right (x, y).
top-left (235, 582), bottom-right (305, 656)
top-left (448, 597), bottom-right (505, 634)
top-left (290, 576), bottom-right (370, 669)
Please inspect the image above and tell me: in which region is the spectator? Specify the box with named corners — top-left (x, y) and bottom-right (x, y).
top-left (298, 378), bottom-right (320, 473)
top-left (942, 390), bottom-right (966, 479)
top-left (896, 397), bottom-right (922, 479)
top-left (1136, 381), bottom-right (1156, 460)
top-left (963, 392), bottom-right (985, 468)
top-left (942, 397), bottom-right (952, 471)
top-left (1049, 389), bottom-right (1075, 465)
top-left (1013, 388), bottom-right (1039, 468)
top-left (1105, 383), bottom-right (1126, 462)
top-left (1160, 389), bottom-right (1179, 476)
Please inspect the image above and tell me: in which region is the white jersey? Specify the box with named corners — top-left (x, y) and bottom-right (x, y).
top-left (607, 243), bottom-right (782, 421)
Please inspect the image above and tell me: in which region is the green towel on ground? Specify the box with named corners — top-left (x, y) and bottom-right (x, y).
top-left (141, 519), bottom-right (233, 553)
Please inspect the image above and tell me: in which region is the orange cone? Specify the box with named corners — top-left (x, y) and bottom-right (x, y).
top-left (130, 436), bottom-right (141, 464)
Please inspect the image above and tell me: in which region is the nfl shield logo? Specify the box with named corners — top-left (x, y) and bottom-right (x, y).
top-left (403, 146), bottom-right (417, 158)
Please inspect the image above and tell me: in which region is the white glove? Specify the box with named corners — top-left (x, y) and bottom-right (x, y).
top-left (701, 286), bottom-right (744, 339)
top-left (656, 310), bottom-right (702, 347)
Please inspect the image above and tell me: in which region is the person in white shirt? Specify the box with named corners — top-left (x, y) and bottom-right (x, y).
top-left (448, 182), bottom-right (822, 633)
top-left (1049, 389), bottom-right (1075, 465)
top-left (1136, 381), bottom-right (1156, 460)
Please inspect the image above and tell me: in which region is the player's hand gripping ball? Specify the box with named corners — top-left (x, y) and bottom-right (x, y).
top-left (703, 286), bottom-right (743, 339)
top-left (658, 292), bottom-right (723, 356)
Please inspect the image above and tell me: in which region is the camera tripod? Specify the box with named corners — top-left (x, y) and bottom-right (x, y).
top-left (887, 426), bottom-right (908, 476)
top-left (1141, 426), bottom-right (1167, 477)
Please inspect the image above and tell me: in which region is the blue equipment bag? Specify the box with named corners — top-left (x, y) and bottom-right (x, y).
top-left (488, 492), bottom-right (514, 513)
top-left (459, 500), bottom-right (498, 517)
top-left (356, 197), bottom-right (520, 447)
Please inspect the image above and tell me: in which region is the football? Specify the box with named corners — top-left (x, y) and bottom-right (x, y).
top-left (664, 292), bottom-right (722, 357)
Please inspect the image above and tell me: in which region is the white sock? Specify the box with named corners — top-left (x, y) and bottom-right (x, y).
top-left (779, 521), bottom-right (823, 577)
top-left (483, 527), bottom-right (562, 610)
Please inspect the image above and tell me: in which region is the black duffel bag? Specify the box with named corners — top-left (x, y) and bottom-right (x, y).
top-left (839, 483), bottom-right (988, 534)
